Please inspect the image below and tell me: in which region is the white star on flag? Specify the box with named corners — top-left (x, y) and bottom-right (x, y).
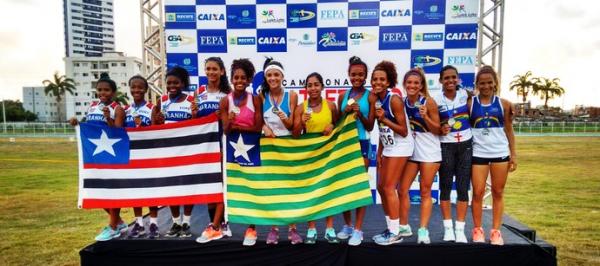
top-left (230, 134), bottom-right (254, 162)
top-left (88, 130), bottom-right (122, 157)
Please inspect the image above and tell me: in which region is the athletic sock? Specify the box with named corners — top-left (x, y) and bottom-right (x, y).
top-left (389, 219), bottom-right (400, 235)
top-left (182, 215), bottom-right (191, 225)
top-left (150, 217), bottom-right (158, 225)
top-left (172, 216), bottom-right (180, 225)
top-left (443, 219), bottom-right (453, 228)
top-left (136, 217), bottom-right (143, 226)
top-left (455, 221), bottom-right (465, 230)
top-left (385, 216), bottom-right (391, 229)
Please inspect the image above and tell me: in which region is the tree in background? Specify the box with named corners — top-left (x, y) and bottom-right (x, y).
top-left (533, 77), bottom-right (565, 109)
top-left (43, 72), bottom-right (76, 122)
top-left (0, 100), bottom-right (37, 122)
top-left (114, 89), bottom-right (130, 106)
top-left (509, 71), bottom-right (536, 104)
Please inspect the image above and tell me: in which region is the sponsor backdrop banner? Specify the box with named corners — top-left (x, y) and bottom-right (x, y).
top-left (165, 0), bottom-right (479, 204)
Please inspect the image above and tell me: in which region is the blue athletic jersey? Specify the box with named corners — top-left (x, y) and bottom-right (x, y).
top-left (405, 96), bottom-right (429, 133)
top-left (86, 101), bottom-right (119, 126)
top-left (124, 101), bottom-right (154, 128)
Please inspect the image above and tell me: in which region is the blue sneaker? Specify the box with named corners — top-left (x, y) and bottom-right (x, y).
top-left (399, 225), bottom-right (413, 237)
top-left (337, 225), bottom-right (354, 240)
top-left (348, 230), bottom-right (363, 246)
top-left (324, 228), bottom-right (339, 244)
top-left (147, 223), bottom-right (159, 239)
top-left (305, 228), bottom-right (317, 244)
top-left (116, 222), bottom-right (128, 233)
top-left (372, 229), bottom-right (390, 242)
top-left (127, 223), bottom-right (145, 238)
top-left (374, 230), bottom-right (403, 246)
top-left (95, 226), bottom-right (121, 241)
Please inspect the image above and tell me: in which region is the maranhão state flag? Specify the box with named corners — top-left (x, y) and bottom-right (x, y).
top-left (75, 114), bottom-right (223, 209)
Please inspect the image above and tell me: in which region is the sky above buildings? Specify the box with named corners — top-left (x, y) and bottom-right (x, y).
top-left (0, 0), bottom-right (599, 109)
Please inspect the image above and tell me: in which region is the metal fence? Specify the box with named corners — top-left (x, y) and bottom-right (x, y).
top-left (1, 121), bottom-right (600, 137)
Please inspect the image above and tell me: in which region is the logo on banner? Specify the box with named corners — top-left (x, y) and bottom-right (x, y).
top-left (287, 4), bottom-right (317, 28)
top-left (349, 9), bottom-right (379, 20)
top-left (317, 28), bottom-right (347, 51)
top-left (260, 9), bottom-right (285, 24)
top-left (197, 13), bottom-right (225, 21)
top-left (379, 26), bottom-right (411, 50)
top-left (289, 10), bottom-right (315, 22)
top-left (447, 56), bottom-right (475, 65)
top-left (320, 9), bottom-right (346, 20)
top-left (167, 53), bottom-right (198, 76)
top-left (413, 1), bottom-right (446, 24)
top-left (166, 12), bottom-right (195, 22)
top-left (167, 35), bottom-right (194, 48)
top-left (289, 33), bottom-right (316, 47)
top-left (445, 24), bottom-right (478, 48)
top-left (414, 32), bottom-right (444, 42)
top-left (228, 36), bottom-right (256, 45)
top-left (257, 29), bottom-right (287, 52)
top-left (413, 55), bottom-right (442, 67)
top-left (197, 30), bottom-right (227, 53)
top-left (381, 9), bottom-right (411, 17)
top-left (446, 32), bottom-right (476, 41)
top-left (227, 5), bottom-right (256, 29)
top-left (319, 32), bottom-right (346, 47)
top-left (451, 4), bottom-right (477, 19)
top-left (349, 32), bottom-right (376, 45)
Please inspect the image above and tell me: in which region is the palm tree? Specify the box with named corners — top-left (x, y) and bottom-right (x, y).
top-left (533, 77), bottom-right (565, 109)
top-left (43, 72), bottom-right (76, 122)
top-left (114, 89), bottom-right (130, 106)
top-left (509, 71), bottom-right (536, 104)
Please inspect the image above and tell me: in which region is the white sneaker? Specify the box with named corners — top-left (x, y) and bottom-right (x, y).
top-left (398, 225), bottom-right (413, 237)
top-left (443, 226), bottom-right (455, 242)
top-left (417, 228), bottom-right (430, 244)
top-left (455, 228), bottom-right (468, 243)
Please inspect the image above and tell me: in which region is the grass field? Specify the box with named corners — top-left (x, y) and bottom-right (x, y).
top-left (0, 137), bottom-right (599, 265)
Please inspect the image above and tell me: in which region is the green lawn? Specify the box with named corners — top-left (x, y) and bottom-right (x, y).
top-left (0, 137), bottom-right (599, 265)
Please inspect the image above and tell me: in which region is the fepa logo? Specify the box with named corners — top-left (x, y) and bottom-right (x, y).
top-left (167, 35), bottom-right (194, 47)
top-left (289, 9), bottom-right (316, 22)
top-left (199, 36), bottom-right (224, 46)
top-left (446, 32), bottom-right (477, 41)
top-left (320, 9), bottom-right (345, 20)
top-left (451, 4), bottom-right (477, 19)
top-left (166, 13), bottom-right (195, 22)
top-left (413, 55), bottom-right (442, 67)
top-left (382, 32), bottom-right (409, 43)
top-left (197, 13), bottom-right (225, 21)
top-left (447, 56), bottom-right (475, 65)
top-left (319, 32), bottom-right (346, 47)
top-left (381, 9), bottom-right (411, 17)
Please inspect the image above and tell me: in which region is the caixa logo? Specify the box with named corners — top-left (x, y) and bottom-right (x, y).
top-left (446, 32), bottom-right (476, 41)
top-left (257, 29), bottom-right (287, 52)
top-left (166, 13), bottom-right (195, 22)
top-left (197, 30), bottom-right (227, 53)
top-left (197, 13), bottom-right (225, 21)
top-left (381, 9), bottom-right (411, 17)
top-left (167, 35), bottom-right (194, 48)
top-left (445, 24), bottom-right (478, 48)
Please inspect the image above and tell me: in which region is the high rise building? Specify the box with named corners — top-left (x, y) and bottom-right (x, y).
top-left (22, 87), bottom-right (62, 122)
top-left (63, 0), bottom-right (115, 57)
top-left (64, 51), bottom-right (142, 121)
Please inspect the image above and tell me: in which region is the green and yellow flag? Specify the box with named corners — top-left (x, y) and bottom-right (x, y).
top-left (225, 115), bottom-right (373, 225)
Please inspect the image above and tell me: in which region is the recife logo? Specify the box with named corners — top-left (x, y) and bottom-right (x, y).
top-left (165, 5), bottom-right (196, 29)
top-left (379, 26), bottom-right (411, 50)
top-left (287, 4), bottom-right (317, 28)
top-left (317, 28), bottom-right (347, 51)
top-left (197, 30), bottom-right (227, 53)
top-left (228, 36), bottom-right (256, 45)
top-left (166, 13), bottom-right (195, 22)
top-left (411, 49), bottom-right (444, 74)
top-left (445, 24), bottom-right (477, 48)
top-left (414, 32), bottom-right (444, 42)
top-left (226, 5), bottom-right (256, 29)
top-left (257, 29), bottom-right (287, 52)
top-left (348, 2), bottom-right (380, 27)
top-left (451, 4), bottom-right (477, 19)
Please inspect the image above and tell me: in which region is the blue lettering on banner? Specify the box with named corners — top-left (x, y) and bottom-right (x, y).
top-left (447, 56), bottom-right (475, 66)
top-left (257, 29), bottom-right (287, 52)
top-left (197, 13), bottom-right (225, 21)
top-left (379, 26), bottom-right (411, 50)
top-left (348, 2), bottom-right (380, 27)
top-left (320, 9), bottom-right (346, 20)
top-left (381, 8), bottom-right (411, 17)
top-left (287, 4), bottom-right (317, 28)
top-left (317, 27), bottom-right (348, 52)
top-left (444, 24), bottom-right (478, 48)
top-left (166, 53), bottom-right (198, 76)
top-left (226, 5), bottom-right (256, 29)
top-left (412, 0), bottom-right (446, 25)
top-left (165, 6), bottom-right (195, 29)
top-left (411, 49), bottom-right (444, 74)
top-left (197, 30), bottom-right (227, 53)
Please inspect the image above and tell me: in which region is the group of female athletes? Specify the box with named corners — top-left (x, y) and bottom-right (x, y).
top-left (70, 55), bottom-right (516, 247)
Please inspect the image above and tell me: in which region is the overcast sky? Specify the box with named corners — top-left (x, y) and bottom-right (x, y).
top-left (0, 0), bottom-right (599, 109)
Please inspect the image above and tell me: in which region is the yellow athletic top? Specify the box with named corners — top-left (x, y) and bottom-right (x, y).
top-left (304, 99), bottom-right (332, 133)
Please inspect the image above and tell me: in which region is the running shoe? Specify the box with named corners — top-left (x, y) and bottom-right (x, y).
top-left (147, 223), bottom-right (159, 239)
top-left (455, 228), bottom-right (468, 243)
top-left (127, 223), bottom-right (145, 238)
top-left (266, 227), bottom-right (279, 245)
top-left (116, 222), bottom-right (128, 233)
top-left (221, 222), bottom-right (232, 237)
top-left (288, 228), bottom-right (303, 245)
top-left (443, 226), bottom-right (455, 242)
top-left (242, 227), bottom-right (257, 246)
top-left (417, 228), bottom-right (431, 244)
top-left (472, 227), bottom-right (485, 243)
top-left (348, 230), bottom-right (363, 246)
top-left (95, 226), bottom-right (121, 241)
top-left (305, 228), bottom-right (317, 244)
top-left (196, 224), bottom-right (223, 243)
top-left (165, 223), bottom-right (182, 238)
top-left (180, 223), bottom-right (192, 238)
top-left (399, 225), bottom-right (413, 237)
top-left (337, 225), bottom-right (354, 240)
top-left (490, 229), bottom-right (504, 245)
top-left (372, 229), bottom-right (390, 242)
top-left (324, 228), bottom-right (339, 244)
top-left (374, 230), bottom-right (402, 246)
